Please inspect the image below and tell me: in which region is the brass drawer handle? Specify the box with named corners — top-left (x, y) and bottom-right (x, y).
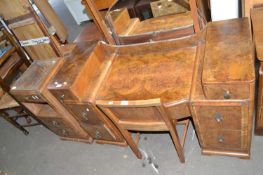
top-left (215, 113), bottom-right (223, 123)
top-left (95, 130), bottom-right (101, 139)
top-left (224, 90), bottom-right (231, 99)
top-left (82, 112), bottom-right (88, 121)
top-left (52, 121), bottom-right (59, 127)
top-left (62, 129), bottom-right (69, 136)
top-left (60, 94), bottom-right (65, 101)
top-left (218, 136), bottom-right (224, 143)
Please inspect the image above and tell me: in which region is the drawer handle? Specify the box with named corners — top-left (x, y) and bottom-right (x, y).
top-left (52, 121), bottom-right (59, 127)
top-left (215, 113), bottom-right (223, 123)
top-left (95, 130), bottom-right (101, 139)
top-left (62, 129), bottom-right (69, 136)
top-left (60, 94), bottom-right (65, 101)
top-left (224, 90), bottom-right (231, 99)
top-left (82, 112), bottom-right (88, 121)
top-left (218, 136), bottom-right (224, 143)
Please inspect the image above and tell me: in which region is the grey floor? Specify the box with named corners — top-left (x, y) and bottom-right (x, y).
top-left (1, 117), bottom-right (263, 175)
top-left (1, 0), bottom-right (263, 175)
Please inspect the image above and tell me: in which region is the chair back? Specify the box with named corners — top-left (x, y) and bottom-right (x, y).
top-left (97, 98), bottom-right (171, 131)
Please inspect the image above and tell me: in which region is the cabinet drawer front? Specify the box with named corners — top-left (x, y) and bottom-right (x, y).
top-left (202, 130), bottom-right (241, 150)
top-left (40, 118), bottom-right (80, 138)
top-left (203, 84), bottom-right (250, 100)
top-left (66, 104), bottom-right (102, 125)
top-left (196, 106), bottom-right (242, 130)
top-left (80, 124), bottom-right (116, 141)
top-left (14, 93), bottom-right (46, 103)
top-left (49, 89), bottom-right (79, 103)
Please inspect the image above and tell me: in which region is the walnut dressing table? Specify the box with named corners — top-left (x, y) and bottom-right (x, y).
top-left (10, 18), bottom-right (255, 160)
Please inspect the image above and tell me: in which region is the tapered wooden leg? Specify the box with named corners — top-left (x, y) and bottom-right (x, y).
top-left (121, 129), bottom-right (142, 159)
top-left (158, 106), bottom-right (185, 163)
top-left (178, 120), bottom-right (190, 147)
top-left (99, 107), bottom-right (142, 159)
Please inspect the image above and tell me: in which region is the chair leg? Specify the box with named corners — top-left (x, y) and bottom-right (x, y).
top-left (99, 107), bottom-right (142, 159)
top-left (120, 129), bottom-right (142, 159)
top-left (178, 119), bottom-right (190, 147)
top-left (158, 106), bottom-right (185, 163)
top-left (1, 111), bottom-right (29, 135)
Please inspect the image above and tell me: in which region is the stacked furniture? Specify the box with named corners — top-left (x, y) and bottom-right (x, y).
top-left (0, 21), bottom-right (39, 135)
top-left (10, 59), bottom-right (92, 142)
top-left (0, 0), bottom-right (68, 60)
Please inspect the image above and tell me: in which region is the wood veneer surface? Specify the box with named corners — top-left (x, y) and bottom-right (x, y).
top-left (125, 12), bottom-right (193, 35)
top-left (251, 7), bottom-right (263, 60)
top-left (202, 18), bottom-right (254, 84)
top-left (96, 44), bottom-right (197, 103)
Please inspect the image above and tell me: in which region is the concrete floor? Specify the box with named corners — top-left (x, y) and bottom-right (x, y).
top-left (1, 0), bottom-right (263, 175)
top-left (1, 117), bottom-right (263, 175)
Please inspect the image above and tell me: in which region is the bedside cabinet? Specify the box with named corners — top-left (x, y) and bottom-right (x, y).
top-left (48, 42), bottom-right (126, 146)
top-left (10, 59), bottom-right (92, 143)
top-left (190, 18), bottom-right (255, 159)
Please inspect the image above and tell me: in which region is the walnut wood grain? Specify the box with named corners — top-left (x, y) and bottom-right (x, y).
top-left (202, 18), bottom-right (255, 100)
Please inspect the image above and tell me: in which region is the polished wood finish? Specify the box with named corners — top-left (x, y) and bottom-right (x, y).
top-left (10, 59), bottom-right (92, 142)
top-left (242, 0), bottom-right (263, 17)
top-left (251, 7), bottom-right (263, 134)
top-left (190, 19), bottom-right (254, 158)
top-left (48, 42), bottom-right (126, 146)
top-left (202, 18), bottom-right (255, 100)
top-left (34, 0), bottom-right (68, 43)
top-left (81, 0), bottom-right (116, 44)
top-left (47, 18), bottom-right (254, 159)
top-left (94, 0), bottom-right (116, 10)
top-left (106, 0), bottom-right (204, 44)
top-left (0, 0), bottom-right (31, 20)
top-left (97, 98), bottom-right (189, 163)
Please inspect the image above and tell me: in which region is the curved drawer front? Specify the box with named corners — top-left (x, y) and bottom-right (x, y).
top-left (202, 84), bottom-right (250, 100)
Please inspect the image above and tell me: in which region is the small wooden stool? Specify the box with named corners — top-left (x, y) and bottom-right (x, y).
top-left (0, 93), bottom-right (39, 135)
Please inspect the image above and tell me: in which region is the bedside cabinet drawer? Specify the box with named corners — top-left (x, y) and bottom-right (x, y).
top-left (202, 130), bottom-right (241, 150)
top-left (65, 104), bottom-right (102, 125)
top-left (202, 84), bottom-right (250, 100)
top-left (80, 124), bottom-right (116, 141)
top-left (195, 106), bottom-right (242, 130)
top-left (40, 118), bottom-right (82, 138)
top-left (13, 93), bottom-right (46, 103)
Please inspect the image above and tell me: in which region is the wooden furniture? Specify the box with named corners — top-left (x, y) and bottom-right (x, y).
top-left (47, 42), bottom-right (126, 146)
top-left (190, 18), bottom-right (254, 158)
top-left (0, 0), bottom-right (67, 60)
top-left (97, 98), bottom-right (190, 162)
top-left (94, 0), bottom-right (117, 10)
top-left (242, 0), bottom-right (263, 17)
top-left (81, 0), bottom-right (116, 44)
top-left (10, 59), bottom-right (92, 143)
top-left (0, 23), bottom-right (40, 135)
top-left (106, 0), bottom-right (204, 44)
top-left (33, 0), bottom-right (68, 43)
top-left (251, 7), bottom-right (263, 134)
top-left (134, 0), bottom-right (157, 20)
top-left (151, 0), bottom-right (189, 18)
top-left (0, 93), bottom-right (39, 135)
top-left (47, 18), bottom-right (254, 159)
top-left (111, 0), bottom-right (140, 18)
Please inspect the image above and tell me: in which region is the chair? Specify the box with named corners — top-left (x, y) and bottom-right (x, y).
top-left (97, 98), bottom-right (189, 163)
top-left (0, 93), bottom-right (39, 135)
top-left (0, 22), bottom-right (39, 135)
